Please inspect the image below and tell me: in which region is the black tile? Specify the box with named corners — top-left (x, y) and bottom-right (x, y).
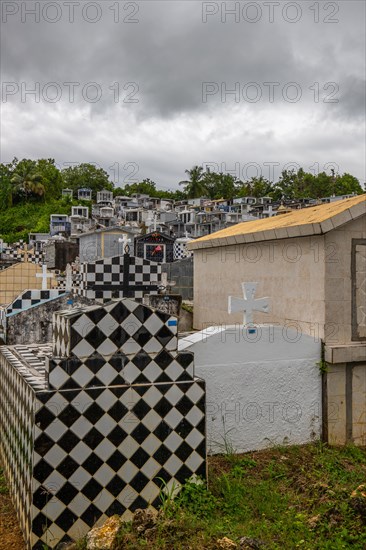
top-left (106, 500), bottom-right (126, 516)
top-left (81, 503), bottom-right (103, 527)
top-left (83, 402), bottom-right (105, 424)
top-left (130, 448), bottom-right (150, 469)
top-left (106, 475), bottom-right (127, 497)
top-left (132, 351), bottom-right (152, 370)
top-left (32, 512), bottom-right (48, 537)
top-left (175, 441), bottom-right (193, 462)
top-left (34, 433), bottom-right (54, 457)
top-left (81, 478), bottom-right (103, 500)
top-left (132, 327), bottom-right (152, 347)
top-left (59, 405), bottom-right (81, 428)
top-left (175, 395), bottom-right (193, 416)
top-left (107, 401), bottom-right (129, 422)
top-left (55, 508), bottom-right (78, 531)
top-left (153, 444), bottom-right (171, 464)
top-left (33, 459), bottom-right (53, 483)
top-left (83, 428), bottom-right (104, 450)
top-left (155, 350), bottom-right (173, 369)
top-left (130, 423), bottom-right (150, 444)
top-left (133, 304), bottom-right (153, 323)
top-left (153, 421), bottom-right (171, 441)
top-left (132, 399), bottom-right (150, 420)
top-left (82, 454), bottom-right (103, 475)
top-left (129, 470), bottom-right (149, 492)
top-left (56, 481), bottom-right (79, 505)
top-left (155, 326), bottom-right (174, 346)
top-left (33, 486), bottom-right (54, 509)
top-left (107, 450), bottom-right (126, 470)
top-left (57, 456), bottom-right (79, 478)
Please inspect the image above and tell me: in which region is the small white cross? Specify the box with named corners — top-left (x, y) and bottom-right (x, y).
top-left (36, 264), bottom-right (53, 290)
top-left (228, 282), bottom-right (269, 325)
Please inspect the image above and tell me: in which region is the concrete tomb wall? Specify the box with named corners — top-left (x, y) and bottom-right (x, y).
top-left (193, 234), bottom-right (326, 336)
top-left (179, 325), bottom-right (322, 453)
top-left (162, 257), bottom-right (193, 301)
top-left (4, 291), bottom-right (93, 345)
top-left (0, 299), bottom-right (206, 549)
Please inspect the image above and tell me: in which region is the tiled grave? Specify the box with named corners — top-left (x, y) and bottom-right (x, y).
top-left (6, 289), bottom-right (67, 316)
top-left (2, 240), bottom-right (45, 265)
top-left (0, 298), bottom-right (206, 550)
top-left (76, 253), bottom-right (161, 302)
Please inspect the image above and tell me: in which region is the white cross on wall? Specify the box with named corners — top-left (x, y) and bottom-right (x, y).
top-left (36, 264), bottom-right (53, 290)
top-left (228, 282), bottom-right (270, 325)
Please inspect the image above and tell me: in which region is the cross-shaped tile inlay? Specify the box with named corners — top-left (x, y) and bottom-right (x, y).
top-left (228, 282), bottom-right (269, 325)
top-left (36, 264), bottom-right (54, 290)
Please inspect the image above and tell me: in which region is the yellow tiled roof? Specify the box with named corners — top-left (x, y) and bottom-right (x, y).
top-left (189, 194), bottom-right (366, 249)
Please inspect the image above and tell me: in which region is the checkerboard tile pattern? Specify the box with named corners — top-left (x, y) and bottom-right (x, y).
top-left (76, 254), bottom-right (161, 302)
top-left (6, 289), bottom-right (67, 315)
top-left (3, 241), bottom-right (45, 265)
top-left (0, 348), bottom-right (37, 547)
top-left (31, 381), bottom-right (205, 549)
top-left (53, 299), bottom-right (178, 359)
top-left (0, 298), bottom-right (206, 550)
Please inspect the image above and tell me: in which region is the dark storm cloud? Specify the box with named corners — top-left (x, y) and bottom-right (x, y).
top-left (0, 0), bottom-right (365, 184)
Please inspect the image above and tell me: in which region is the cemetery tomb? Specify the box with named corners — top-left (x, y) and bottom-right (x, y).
top-left (173, 235), bottom-right (194, 261)
top-left (135, 232), bottom-right (175, 263)
top-left (0, 298), bottom-right (206, 549)
top-left (76, 252), bottom-right (162, 302)
top-left (0, 262), bottom-right (58, 306)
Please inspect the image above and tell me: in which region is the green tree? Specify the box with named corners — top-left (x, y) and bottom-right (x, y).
top-left (11, 159), bottom-right (45, 202)
top-left (35, 159), bottom-right (63, 200)
top-left (179, 166), bottom-right (208, 198)
top-left (236, 176), bottom-right (273, 198)
top-left (202, 172), bottom-right (239, 200)
top-left (333, 173), bottom-right (364, 195)
top-left (61, 163), bottom-right (113, 198)
top-left (0, 158), bottom-right (18, 210)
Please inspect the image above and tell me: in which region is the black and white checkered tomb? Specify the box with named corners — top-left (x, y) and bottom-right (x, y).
top-left (76, 254), bottom-right (161, 302)
top-left (0, 298), bottom-right (206, 549)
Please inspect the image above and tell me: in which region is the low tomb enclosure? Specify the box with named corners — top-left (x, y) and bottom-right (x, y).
top-left (0, 299), bottom-right (206, 549)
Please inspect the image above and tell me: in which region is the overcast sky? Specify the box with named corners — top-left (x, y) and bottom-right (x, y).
top-left (1, 0), bottom-right (365, 189)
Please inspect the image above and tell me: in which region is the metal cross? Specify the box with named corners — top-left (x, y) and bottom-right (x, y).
top-left (228, 282), bottom-right (269, 325)
top-left (36, 264), bottom-right (53, 290)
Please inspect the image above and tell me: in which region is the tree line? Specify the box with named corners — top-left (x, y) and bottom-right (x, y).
top-left (0, 158), bottom-right (364, 212)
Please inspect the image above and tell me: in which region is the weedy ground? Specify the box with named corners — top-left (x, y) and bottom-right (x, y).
top-left (1, 443), bottom-right (365, 550)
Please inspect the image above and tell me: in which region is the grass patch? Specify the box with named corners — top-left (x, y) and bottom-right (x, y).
top-left (0, 469), bottom-right (8, 495)
top-left (109, 443), bottom-right (366, 549)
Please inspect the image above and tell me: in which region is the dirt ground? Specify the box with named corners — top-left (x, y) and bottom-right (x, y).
top-left (0, 492), bottom-right (26, 550)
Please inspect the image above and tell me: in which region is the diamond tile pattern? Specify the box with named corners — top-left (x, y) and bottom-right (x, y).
top-left (53, 299), bottom-right (178, 359)
top-left (0, 298), bottom-right (206, 550)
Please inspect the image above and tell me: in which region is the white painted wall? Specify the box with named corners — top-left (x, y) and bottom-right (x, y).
top-left (179, 325), bottom-right (322, 454)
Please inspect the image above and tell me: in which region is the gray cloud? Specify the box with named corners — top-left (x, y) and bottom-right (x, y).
top-left (0, 0), bottom-right (365, 185)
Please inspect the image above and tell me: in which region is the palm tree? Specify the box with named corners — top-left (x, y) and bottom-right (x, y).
top-left (179, 166), bottom-right (208, 198)
top-left (11, 161), bottom-right (44, 200)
